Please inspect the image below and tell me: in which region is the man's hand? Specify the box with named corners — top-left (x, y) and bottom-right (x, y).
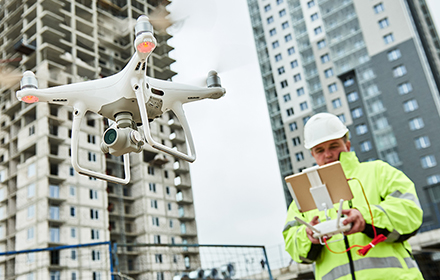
top-left (340, 208), bottom-right (365, 235)
top-left (306, 216), bottom-right (322, 244)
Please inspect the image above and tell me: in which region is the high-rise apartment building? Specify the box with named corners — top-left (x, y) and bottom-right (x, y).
top-left (247, 0), bottom-right (440, 232)
top-left (0, 0), bottom-right (199, 279)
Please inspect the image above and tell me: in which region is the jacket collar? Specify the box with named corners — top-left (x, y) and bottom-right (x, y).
top-left (339, 151), bottom-right (360, 172)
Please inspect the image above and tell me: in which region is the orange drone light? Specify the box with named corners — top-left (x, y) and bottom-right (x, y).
top-left (22, 95), bottom-right (39, 103)
top-left (137, 41), bottom-right (155, 53)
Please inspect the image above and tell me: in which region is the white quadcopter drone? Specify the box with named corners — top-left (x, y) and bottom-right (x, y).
top-left (15, 15), bottom-right (226, 184)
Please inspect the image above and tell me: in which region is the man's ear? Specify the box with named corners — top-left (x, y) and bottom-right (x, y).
top-left (346, 140), bottom-right (351, 151)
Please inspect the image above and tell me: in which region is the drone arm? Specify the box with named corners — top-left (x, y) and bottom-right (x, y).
top-left (71, 103), bottom-right (131, 184)
top-left (134, 83), bottom-right (196, 162)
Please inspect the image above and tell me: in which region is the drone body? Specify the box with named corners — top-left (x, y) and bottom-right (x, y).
top-left (15, 15), bottom-right (226, 184)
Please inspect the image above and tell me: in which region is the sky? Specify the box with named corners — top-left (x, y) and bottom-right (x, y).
top-left (166, 0), bottom-right (440, 260)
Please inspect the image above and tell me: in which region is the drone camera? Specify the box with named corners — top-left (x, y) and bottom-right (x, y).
top-left (101, 126), bottom-right (144, 156)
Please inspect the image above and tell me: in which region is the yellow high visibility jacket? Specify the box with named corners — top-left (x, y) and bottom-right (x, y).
top-left (283, 152), bottom-right (424, 280)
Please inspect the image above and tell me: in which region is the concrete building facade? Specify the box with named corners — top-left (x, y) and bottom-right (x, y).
top-left (247, 0), bottom-right (440, 277)
top-left (0, 0), bottom-right (199, 279)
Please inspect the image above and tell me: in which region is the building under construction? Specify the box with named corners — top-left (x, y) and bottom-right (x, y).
top-left (0, 0), bottom-right (200, 279)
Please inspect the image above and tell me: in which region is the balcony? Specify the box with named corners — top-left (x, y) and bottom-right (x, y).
top-left (174, 176), bottom-right (191, 189)
top-left (173, 161), bottom-right (189, 174)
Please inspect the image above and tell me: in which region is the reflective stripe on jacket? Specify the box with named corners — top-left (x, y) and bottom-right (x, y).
top-left (283, 152), bottom-right (424, 280)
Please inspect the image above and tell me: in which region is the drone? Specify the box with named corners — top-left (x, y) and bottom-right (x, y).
top-left (15, 15), bottom-right (226, 184)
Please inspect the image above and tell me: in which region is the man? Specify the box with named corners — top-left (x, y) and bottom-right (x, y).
top-left (283, 113), bottom-right (424, 280)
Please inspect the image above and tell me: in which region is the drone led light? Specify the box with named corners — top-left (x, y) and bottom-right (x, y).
top-left (21, 95), bottom-right (39, 103)
top-left (137, 41), bottom-right (155, 53)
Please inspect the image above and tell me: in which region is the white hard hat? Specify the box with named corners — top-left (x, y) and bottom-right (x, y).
top-left (303, 113), bottom-right (349, 149)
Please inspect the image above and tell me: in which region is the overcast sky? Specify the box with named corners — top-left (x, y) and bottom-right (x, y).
top-left (166, 0), bottom-right (440, 257)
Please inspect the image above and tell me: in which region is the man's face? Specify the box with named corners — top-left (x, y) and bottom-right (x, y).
top-left (310, 138), bottom-right (351, 166)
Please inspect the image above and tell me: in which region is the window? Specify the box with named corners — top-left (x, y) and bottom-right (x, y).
top-left (28, 205), bottom-right (35, 219)
top-left (311, 13), bottom-right (319, 21)
top-left (388, 49), bottom-right (401, 61)
top-left (403, 99), bottom-right (418, 112)
top-left (28, 163), bottom-right (36, 177)
top-left (71, 228), bottom-right (77, 238)
top-left (297, 87), bottom-right (305, 96)
top-left (90, 189), bottom-right (98, 199)
top-left (286, 108), bottom-right (294, 116)
top-left (427, 175), bottom-right (440, 185)
top-left (272, 41), bottom-right (279, 49)
top-left (295, 152), bottom-right (304, 161)
top-left (50, 271), bottom-right (60, 280)
top-left (72, 272), bottom-right (77, 280)
top-left (275, 54), bottom-right (282, 62)
top-left (157, 272), bottom-right (164, 280)
top-left (376, 117), bottom-right (389, 130)
top-left (28, 184), bottom-right (36, 198)
top-left (292, 137), bottom-right (301, 146)
top-left (87, 134), bottom-right (96, 144)
top-left (152, 217), bottom-right (160, 226)
top-left (269, 28), bottom-right (277, 36)
top-left (352, 107), bottom-right (363, 119)
top-left (293, 74), bottom-right (301, 82)
top-left (386, 152), bottom-right (400, 166)
top-left (366, 84), bottom-right (379, 96)
top-left (264, 4), bottom-right (271, 12)
top-left (300, 102), bottom-right (308, 111)
top-left (314, 26), bottom-right (322, 35)
top-left (267, 16), bottom-right (274, 24)
top-left (398, 82), bottom-right (412, 94)
top-left (374, 3), bottom-right (384, 14)
top-left (332, 98), bottom-right (342, 109)
top-left (282, 21), bottom-right (289, 29)
top-left (154, 235), bottom-right (161, 244)
top-left (347, 91), bottom-right (359, 102)
top-left (278, 67), bottom-right (285, 75)
top-left (321, 54), bottom-right (330, 63)
top-left (360, 141), bottom-right (373, 152)
top-left (277, 0), bottom-right (283, 4)
top-left (280, 80), bottom-right (288, 88)
top-left (303, 116), bottom-right (310, 125)
top-left (285, 34), bottom-right (292, 42)
top-left (71, 250), bottom-right (77, 260)
top-left (421, 155), bottom-right (437, 169)
top-left (409, 117), bottom-right (424, 130)
top-left (70, 186), bottom-right (76, 196)
top-left (27, 227), bottom-right (34, 240)
top-left (338, 114), bottom-right (346, 123)
top-left (378, 18), bottom-right (389, 29)
top-left (287, 47), bottom-right (295, 55)
top-left (91, 229), bottom-right (100, 240)
top-left (50, 206), bottom-right (60, 220)
top-left (344, 77), bottom-right (354, 87)
top-left (283, 93), bottom-right (291, 102)
top-left (92, 272), bottom-right (101, 280)
top-left (307, 1), bottom-right (315, 8)
top-left (169, 219), bottom-right (174, 228)
top-left (393, 65), bottom-right (407, 77)
top-left (29, 126), bottom-right (35, 136)
top-left (148, 166), bottom-right (155, 175)
top-left (90, 209), bottom-right (99, 220)
top-left (279, 9), bottom-right (286, 17)
top-left (149, 183), bottom-right (156, 192)
top-left (289, 122), bottom-right (297, 131)
top-left (69, 167), bottom-right (75, 176)
top-left (290, 60), bottom-right (298, 68)
top-left (70, 207), bottom-right (76, 217)
top-left (324, 68), bottom-right (333, 78)
top-left (356, 124), bottom-right (368, 135)
top-left (166, 186), bottom-right (170, 195)
top-left (151, 199), bottom-right (158, 209)
top-left (155, 254), bottom-right (163, 263)
top-left (91, 250), bottom-right (100, 261)
top-left (383, 33), bottom-right (394, 44)
top-left (50, 227), bottom-right (60, 242)
top-left (328, 83), bottom-right (337, 93)
top-left (415, 136), bottom-right (430, 149)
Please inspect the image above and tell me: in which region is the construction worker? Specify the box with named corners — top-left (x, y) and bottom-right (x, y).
top-left (283, 113), bottom-right (424, 280)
